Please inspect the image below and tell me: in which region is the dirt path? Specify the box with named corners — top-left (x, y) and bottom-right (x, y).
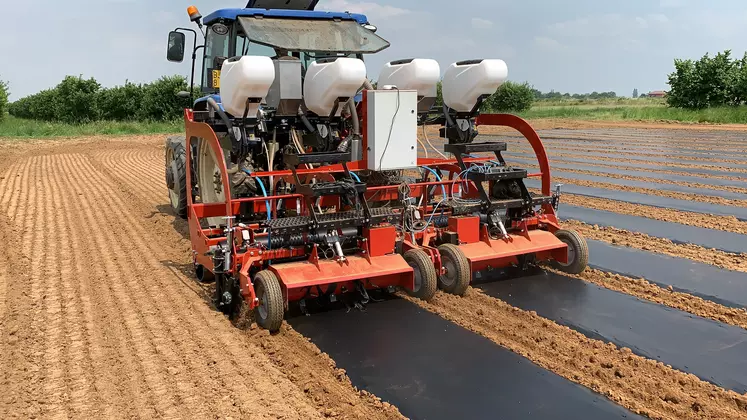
top-left (0, 139), bottom-right (402, 419)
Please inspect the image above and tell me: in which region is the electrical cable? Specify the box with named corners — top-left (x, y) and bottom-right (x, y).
top-left (423, 124), bottom-right (447, 159)
top-left (417, 137), bottom-right (428, 158)
top-left (420, 166), bottom-right (447, 198)
top-left (378, 87), bottom-right (400, 171)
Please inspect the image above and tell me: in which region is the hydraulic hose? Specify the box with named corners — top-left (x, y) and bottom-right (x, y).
top-left (420, 166), bottom-right (448, 198)
top-left (298, 108), bottom-right (316, 133)
top-left (243, 169), bottom-right (272, 222)
top-left (206, 97), bottom-right (235, 140)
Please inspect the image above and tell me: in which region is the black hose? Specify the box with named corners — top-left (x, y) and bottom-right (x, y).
top-left (298, 109), bottom-right (316, 133)
top-left (206, 97), bottom-right (237, 142)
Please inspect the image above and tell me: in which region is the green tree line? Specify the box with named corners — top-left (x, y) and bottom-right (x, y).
top-left (532, 90), bottom-right (617, 100)
top-left (666, 50), bottom-right (747, 110)
top-left (8, 75), bottom-right (195, 123)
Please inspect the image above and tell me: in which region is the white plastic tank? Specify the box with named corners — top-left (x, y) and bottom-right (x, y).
top-left (442, 59), bottom-right (508, 112)
top-left (303, 57), bottom-right (367, 116)
top-left (219, 56), bottom-right (276, 117)
top-left (377, 58), bottom-right (441, 99)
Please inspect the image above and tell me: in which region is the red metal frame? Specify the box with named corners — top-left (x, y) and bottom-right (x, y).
top-left (181, 97), bottom-right (571, 307)
top-left (404, 113), bottom-right (568, 273)
top-left (183, 109), bottom-right (415, 311)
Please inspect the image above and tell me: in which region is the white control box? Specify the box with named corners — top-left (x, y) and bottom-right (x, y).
top-left (366, 89), bottom-right (418, 171)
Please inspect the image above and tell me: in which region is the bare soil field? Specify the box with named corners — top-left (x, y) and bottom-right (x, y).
top-left (2, 122), bottom-right (747, 419)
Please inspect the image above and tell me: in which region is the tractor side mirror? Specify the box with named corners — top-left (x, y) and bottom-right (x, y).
top-left (167, 31), bottom-right (186, 63)
top-left (176, 91), bottom-right (191, 99)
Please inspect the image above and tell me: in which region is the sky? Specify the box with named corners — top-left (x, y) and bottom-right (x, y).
top-left (3, 0), bottom-right (747, 100)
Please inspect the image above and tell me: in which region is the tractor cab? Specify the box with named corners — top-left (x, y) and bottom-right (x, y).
top-left (168, 6), bottom-right (388, 106)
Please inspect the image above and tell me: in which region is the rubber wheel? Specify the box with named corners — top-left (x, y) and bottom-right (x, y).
top-left (437, 243), bottom-right (471, 296)
top-left (551, 229), bottom-right (589, 275)
top-left (403, 249), bottom-right (437, 302)
top-left (253, 270), bottom-right (284, 332)
top-left (165, 135), bottom-right (188, 219)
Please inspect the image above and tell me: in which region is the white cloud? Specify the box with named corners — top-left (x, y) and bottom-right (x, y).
top-left (471, 18), bottom-right (493, 30)
top-left (319, 0), bottom-right (410, 18)
top-left (533, 36), bottom-right (565, 51)
top-left (660, 0), bottom-right (685, 8)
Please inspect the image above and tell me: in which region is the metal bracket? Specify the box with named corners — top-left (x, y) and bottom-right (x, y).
top-left (552, 183), bottom-right (563, 212)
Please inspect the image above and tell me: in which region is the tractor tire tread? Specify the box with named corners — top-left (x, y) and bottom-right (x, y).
top-left (403, 249), bottom-right (438, 302)
top-left (254, 270), bottom-right (284, 332)
top-left (551, 229), bottom-right (589, 275)
top-left (437, 243), bottom-right (471, 296)
top-left (165, 135), bottom-right (188, 219)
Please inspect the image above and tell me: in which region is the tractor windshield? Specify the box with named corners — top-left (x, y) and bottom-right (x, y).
top-left (237, 16), bottom-right (390, 54)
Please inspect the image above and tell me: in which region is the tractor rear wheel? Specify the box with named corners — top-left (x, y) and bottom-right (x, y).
top-left (403, 249), bottom-right (437, 302)
top-left (253, 270), bottom-right (284, 332)
top-left (437, 244), bottom-right (471, 296)
top-left (551, 229), bottom-right (589, 275)
top-left (165, 136), bottom-right (188, 219)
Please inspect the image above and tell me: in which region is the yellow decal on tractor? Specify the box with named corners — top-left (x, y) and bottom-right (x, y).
top-left (212, 69), bottom-right (221, 89)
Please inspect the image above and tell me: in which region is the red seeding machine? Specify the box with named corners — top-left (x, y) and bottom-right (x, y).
top-left (164, 1), bottom-right (588, 331)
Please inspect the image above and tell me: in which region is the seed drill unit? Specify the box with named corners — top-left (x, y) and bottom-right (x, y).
top-left (164, 0), bottom-right (588, 332)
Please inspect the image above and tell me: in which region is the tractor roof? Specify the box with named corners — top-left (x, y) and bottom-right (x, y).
top-left (203, 8), bottom-right (369, 26)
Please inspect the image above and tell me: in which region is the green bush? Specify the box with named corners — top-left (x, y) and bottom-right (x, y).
top-left (666, 50), bottom-right (747, 109)
top-left (8, 74), bottom-right (194, 123)
top-left (55, 76), bottom-right (101, 123)
top-left (97, 81), bottom-right (144, 121)
top-left (138, 75), bottom-right (192, 121)
top-left (0, 79), bottom-right (8, 122)
top-left (483, 81), bottom-right (535, 112)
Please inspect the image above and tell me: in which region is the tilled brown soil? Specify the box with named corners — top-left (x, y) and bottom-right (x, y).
top-left (555, 193), bottom-right (747, 235)
top-left (502, 139), bottom-right (747, 157)
top-left (516, 163), bottom-right (747, 196)
top-left (563, 220), bottom-right (747, 273)
top-left (570, 268), bottom-right (747, 331)
top-left (551, 176), bottom-right (747, 209)
top-left (534, 151), bottom-right (747, 173)
top-left (3, 129), bottom-right (747, 420)
top-left (503, 143), bottom-right (747, 165)
top-left (0, 139), bottom-right (403, 420)
top-left (517, 156), bottom-right (747, 183)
